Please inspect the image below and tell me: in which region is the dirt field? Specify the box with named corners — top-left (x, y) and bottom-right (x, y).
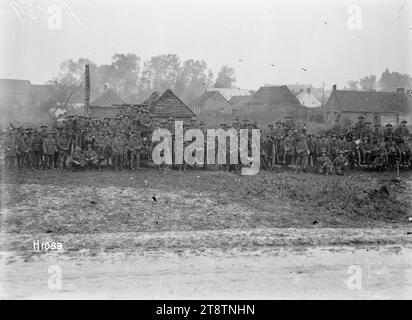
top-left (1, 168), bottom-right (412, 299)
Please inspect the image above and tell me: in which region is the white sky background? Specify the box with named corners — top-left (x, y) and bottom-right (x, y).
top-left (0, 0), bottom-right (411, 91)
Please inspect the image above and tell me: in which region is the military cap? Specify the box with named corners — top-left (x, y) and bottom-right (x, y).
top-left (243, 119), bottom-right (249, 122)
top-left (199, 121), bottom-right (205, 125)
top-left (339, 150), bottom-right (345, 154)
top-left (40, 125), bottom-right (47, 128)
top-left (365, 121), bottom-right (371, 125)
top-left (385, 123), bottom-right (392, 127)
top-left (358, 116), bottom-right (365, 119)
top-left (401, 120), bottom-right (407, 123)
top-left (168, 117), bottom-right (174, 121)
top-left (219, 123), bottom-right (226, 127)
top-left (190, 118), bottom-right (197, 122)
top-left (268, 124), bottom-right (273, 127)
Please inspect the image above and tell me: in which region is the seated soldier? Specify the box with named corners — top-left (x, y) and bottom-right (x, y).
top-left (373, 150), bottom-right (387, 172)
top-left (84, 143), bottom-right (98, 169)
top-left (333, 151), bottom-right (349, 175)
top-left (69, 146), bottom-right (86, 170)
top-left (317, 148), bottom-right (332, 175)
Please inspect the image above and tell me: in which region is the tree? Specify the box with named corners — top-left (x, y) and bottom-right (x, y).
top-left (109, 53), bottom-right (141, 99)
top-left (47, 78), bottom-right (79, 112)
top-left (359, 75), bottom-right (377, 91)
top-left (175, 59), bottom-right (213, 103)
top-left (138, 54), bottom-right (182, 100)
top-left (39, 97), bottom-right (59, 126)
top-left (347, 80), bottom-right (359, 90)
top-left (378, 68), bottom-right (412, 92)
top-left (214, 65), bottom-right (236, 88)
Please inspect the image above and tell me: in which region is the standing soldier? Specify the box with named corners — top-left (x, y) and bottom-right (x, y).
top-left (359, 137), bottom-right (371, 165)
top-left (354, 116), bottom-right (365, 139)
top-left (383, 123), bottom-right (394, 141)
top-left (56, 132), bottom-right (69, 169)
top-left (395, 120), bottom-right (409, 142)
top-left (329, 134), bottom-right (339, 161)
top-left (31, 129), bottom-right (43, 169)
top-left (307, 134), bottom-right (317, 168)
top-left (129, 131), bottom-right (143, 170)
top-left (361, 121), bottom-right (373, 143)
top-left (317, 135), bottom-right (330, 157)
top-left (283, 130), bottom-right (295, 164)
top-left (273, 121), bottom-right (284, 164)
top-left (20, 130), bottom-right (33, 169)
top-left (43, 132), bottom-right (57, 169)
top-left (295, 133), bottom-right (309, 172)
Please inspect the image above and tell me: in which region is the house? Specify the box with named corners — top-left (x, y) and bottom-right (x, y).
top-left (324, 85), bottom-right (412, 126)
top-left (143, 89), bottom-right (195, 120)
top-left (229, 95), bottom-right (253, 111)
top-left (0, 79), bottom-right (32, 105)
top-left (189, 91), bottom-right (233, 115)
top-left (296, 88), bottom-right (322, 108)
top-left (206, 88), bottom-right (251, 101)
top-left (89, 88), bottom-right (124, 119)
top-left (236, 85), bottom-right (308, 118)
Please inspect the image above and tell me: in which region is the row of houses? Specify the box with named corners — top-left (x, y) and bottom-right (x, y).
top-left (1, 78), bottom-right (412, 126)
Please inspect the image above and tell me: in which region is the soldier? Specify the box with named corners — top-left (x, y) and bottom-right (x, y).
top-left (20, 130), bottom-right (32, 169)
top-left (56, 132), bottom-right (69, 169)
top-left (273, 121), bottom-right (284, 164)
top-left (383, 123), bottom-right (394, 141)
top-left (359, 137), bottom-right (371, 165)
top-left (111, 133), bottom-right (124, 171)
top-left (129, 131), bottom-right (143, 170)
top-left (84, 143), bottom-right (98, 169)
top-left (372, 124), bottom-right (382, 143)
top-left (69, 146), bottom-right (86, 170)
top-left (30, 129), bottom-right (43, 169)
top-left (42, 132), bottom-right (57, 169)
top-left (317, 135), bottom-right (330, 156)
top-left (262, 133), bottom-right (274, 170)
top-left (329, 134), bottom-right (339, 161)
top-left (317, 149), bottom-right (332, 175)
top-left (361, 121), bottom-right (373, 143)
top-left (395, 120), bottom-right (409, 142)
top-left (283, 130), bottom-right (295, 164)
top-left (307, 134), bottom-right (317, 168)
top-left (333, 151), bottom-right (349, 175)
top-left (354, 116), bottom-right (365, 139)
top-left (295, 133), bottom-right (309, 172)
top-left (373, 150), bottom-right (387, 172)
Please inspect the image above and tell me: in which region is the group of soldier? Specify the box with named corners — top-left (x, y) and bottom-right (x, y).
top-left (2, 110), bottom-right (410, 175)
top-left (260, 116), bottom-right (410, 174)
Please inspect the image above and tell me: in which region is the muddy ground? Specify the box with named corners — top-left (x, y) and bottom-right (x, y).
top-left (1, 168), bottom-right (412, 299)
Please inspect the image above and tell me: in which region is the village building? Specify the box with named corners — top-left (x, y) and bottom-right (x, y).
top-left (205, 87), bottom-right (252, 101)
top-left (189, 91), bottom-right (233, 115)
top-left (242, 85), bottom-right (305, 114)
top-left (89, 87), bottom-right (125, 119)
top-left (324, 85), bottom-right (412, 125)
top-left (296, 88), bottom-right (322, 108)
top-left (143, 89), bottom-right (195, 121)
top-left (229, 95), bottom-right (254, 111)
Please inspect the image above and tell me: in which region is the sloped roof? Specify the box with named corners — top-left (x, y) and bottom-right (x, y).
top-left (145, 89), bottom-right (195, 119)
top-left (254, 85), bottom-right (302, 106)
top-left (91, 88), bottom-right (125, 107)
top-left (326, 90), bottom-right (412, 114)
top-left (296, 92), bottom-right (322, 108)
top-left (206, 88), bottom-right (251, 100)
top-left (190, 91), bottom-right (228, 107)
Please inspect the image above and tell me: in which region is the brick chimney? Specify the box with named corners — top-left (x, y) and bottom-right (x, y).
top-left (84, 64), bottom-right (90, 113)
top-left (397, 88), bottom-right (405, 94)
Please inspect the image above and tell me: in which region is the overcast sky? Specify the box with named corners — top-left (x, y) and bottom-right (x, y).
top-left (0, 0), bottom-right (411, 90)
